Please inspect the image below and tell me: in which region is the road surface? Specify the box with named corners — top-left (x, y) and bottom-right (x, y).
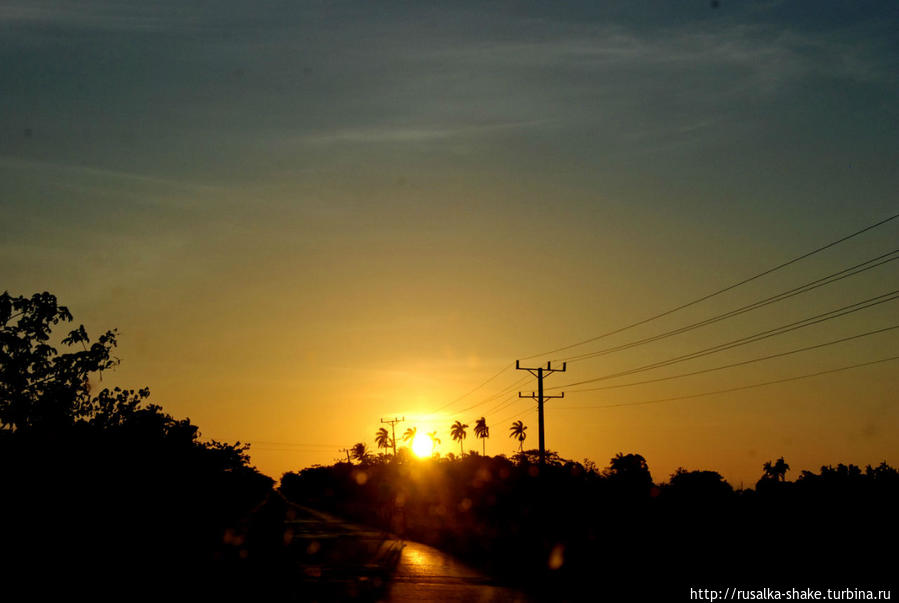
top-left (285, 504), bottom-right (530, 601)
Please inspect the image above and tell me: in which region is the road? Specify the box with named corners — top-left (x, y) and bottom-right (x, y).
top-left (386, 539), bottom-right (531, 602)
top-left (284, 504), bottom-right (530, 601)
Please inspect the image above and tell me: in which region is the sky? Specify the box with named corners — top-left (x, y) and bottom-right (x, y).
top-left (2, 0), bottom-right (898, 487)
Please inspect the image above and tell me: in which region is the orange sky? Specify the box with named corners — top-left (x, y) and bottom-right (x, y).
top-left (66, 215), bottom-right (898, 488)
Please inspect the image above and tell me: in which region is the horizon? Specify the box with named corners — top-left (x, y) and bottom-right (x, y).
top-left (2, 0), bottom-right (898, 489)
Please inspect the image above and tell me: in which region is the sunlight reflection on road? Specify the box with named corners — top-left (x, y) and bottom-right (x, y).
top-left (386, 540), bottom-right (531, 602)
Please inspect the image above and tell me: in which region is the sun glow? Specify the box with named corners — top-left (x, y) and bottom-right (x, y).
top-left (411, 433), bottom-right (432, 458)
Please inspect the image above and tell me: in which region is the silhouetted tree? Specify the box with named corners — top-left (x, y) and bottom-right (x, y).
top-left (474, 416), bottom-right (489, 455)
top-left (605, 452), bottom-right (654, 496)
top-left (762, 457), bottom-right (790, 482)
top-left (427, 430), bottom-right (441, 455)
top-left (0, 291), bottom-right (273, 598)
top-left (664, 468), bottom-right (734, 503)
top-left (450, 420), bottom-right (468, 456)
top-left (509, 420), bottom-right (527, 451)
top-left (375, 427), bottom-right (392, 453)
top-left (402, 426), bottom-right (417, 447)
top-left (513, 448), bottom-right (563, 466)
top-left (866, 461), bottom-right (899, 481)
top-left (0, 291), bottom-right (118, 430)
top-left (395, 447), bottom-right (413, 464)
top-left (277, 449), bottom-right (899, 601)
top-left (351, 442), bottom-right (372, 464)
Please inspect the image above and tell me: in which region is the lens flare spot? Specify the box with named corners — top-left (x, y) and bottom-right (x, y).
top-left (548, 544), bottom-right (565, 570)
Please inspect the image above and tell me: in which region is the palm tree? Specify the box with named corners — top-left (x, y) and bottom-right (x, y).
top-left (375, 427), bottom-right (393, 453)
top-left (773, 457), bottom-right (790, 481)
top-left (474, 416), bottom-right (489, 456)
top-left (350, 442), bottom-right (370, 464)
top-left (402, 426), bottom-right (417, 447)
top-left (450, 420), bottom-right (468, 456)
top-left (509, 420), bottom-right (527, 452)
top-left (427, 431), bottom-right (441, 455)
top-left (763, 457), bottom-right (790, 482)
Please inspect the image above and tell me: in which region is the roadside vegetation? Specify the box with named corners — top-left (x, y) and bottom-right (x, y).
top-left (4, 291), bottom-right (895, 600)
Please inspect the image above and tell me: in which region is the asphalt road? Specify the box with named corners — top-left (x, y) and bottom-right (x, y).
top-left (386, 539), bottom-right (531, 602)
top-left (285, 504), bottom-right (530, 602)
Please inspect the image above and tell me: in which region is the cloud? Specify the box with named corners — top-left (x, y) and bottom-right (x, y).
top-left (297, 119), bottom-right (550, 146)
top-left (1, 1), bottom-right (896, 182)
top-left (0, 1), bottom-right (222, 33)
top-left (0, 155), bottom-right (221, 193)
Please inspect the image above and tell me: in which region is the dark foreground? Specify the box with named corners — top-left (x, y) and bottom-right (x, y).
top-left (4, 477), bottom-right (896, 602)
top-left (4, 487), bottom-right (528, 602)
top-left (286, 504), bottom-right (530, 602)
top-left (281, 455), bottom-right (899, 600)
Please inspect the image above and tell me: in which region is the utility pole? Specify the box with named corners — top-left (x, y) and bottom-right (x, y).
top-left (381, 417), bottom-right (405, 457)
top-left (516, 360), bottom-right (566, 467)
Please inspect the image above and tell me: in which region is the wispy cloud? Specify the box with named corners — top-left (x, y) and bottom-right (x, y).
top-left (0, 1), bottom-right (215, 33)
top-left (0, 156), bottom-right (222, 193)
top-left (299, 119), bottom-right (550, 146)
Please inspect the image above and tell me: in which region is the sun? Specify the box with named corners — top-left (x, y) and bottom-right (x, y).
top-left (411, 433), bottom-right (432, 458)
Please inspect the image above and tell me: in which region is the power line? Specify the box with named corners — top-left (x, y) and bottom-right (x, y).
top-left (495, 403), bottom-right (536, 431)
top-left (380, 377), bottom-right (527, 450)
top-left (484, 364), bottom-right (571, 418)
top-left (422, 219), bottom-right (898, 425)
top-left (549, 289), bottom-right (899, 390)
top-left (553, 355), bottom-right (899, 410)
top-left (453, 375), bottom-right (533, 415)
top-left (246, 441), bottom-right (343, 448)
top-left (492, 323), bottom-right (899, 434)
top-left (438, 387), bottom-right (542, 453)
top-left (516, 360), bottom-right (566, 466)
top-left (484, 389), bottom-right (528, 416)
top-left (380, 416), bottom-right (405, 457)
top-left (443, 391), bottom-right (520, 427)
top-left (464, 370), bottom-right (568, 453)
top-left (567, 324), bottom-right (899, 393)
top-left (458, 370), bottom-right (568, 419)
top-left (521, 213), bottom-right (899, 361)
top-left (561, 249), bottom-right (898, 364)
top-left (391, 216), bottom-right (899, 451)
top-left (423, 372), bottom-right (534, 426)
top-left (428, 362), bottom-right (515, 414)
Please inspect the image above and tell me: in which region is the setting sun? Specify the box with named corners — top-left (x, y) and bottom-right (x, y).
top-left (411, 433), bottom-right (432, 458)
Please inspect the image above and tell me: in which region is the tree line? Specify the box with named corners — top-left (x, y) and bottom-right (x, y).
top-left (353, 417), bottom-right (529, 462)
top-left (4, 291), bottom-right (895, 600)
top-left (1, 292), bottom-right (281, 600)
top-left (281, 447), bottom-right (898, 599)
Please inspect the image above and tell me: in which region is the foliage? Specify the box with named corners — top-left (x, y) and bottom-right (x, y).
top-left (375, 426), bottom-right (393, 451)
top-left (1, 291), bottom-right (118, 430)
top-left (474, 416), bottom-right (489, 455)
top-left (450, 420), bottom-right (468, 455)
top-left (509, 420), bottom-right (527, 451)
top-left (512, 448), bottom-right (564, 466)
top-left (351, 442), bottom-right (373, 464)
top-left (604, 452), bottom-right (654, 496)
top-left (663, 468), bottom-right (734, 503)
top-left (1, 292), bottom-right (274, 594)
top-left (427, 430), bottom-right (441, 454)
top-left (279, 452), bottom-right (899, 598)
top-left (761, 457), bottom-right (791, 482)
